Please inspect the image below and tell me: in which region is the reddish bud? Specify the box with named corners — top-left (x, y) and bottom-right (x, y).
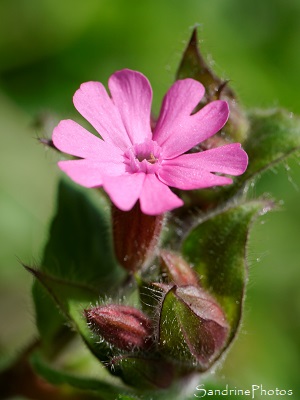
top-left (84, 304), bottom-right (153, 351)
top-left (160, 250), bottom-right (199, 287)
top-left (112, 202), bottom-right (164, 272)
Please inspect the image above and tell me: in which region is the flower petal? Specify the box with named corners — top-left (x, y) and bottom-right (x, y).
top-left (156, 98), bottom-right (229, 159)
top-left (73, 81), bottom-right (131, 151)
top-left (103, 173), bottom-right (145, 211)
top-left (53, 119), bottom-right (123, 161)
top-left (153, 78), bottom-right (205, 148)
top-left (108, 69), bottom-right (153, 144)
top-left (158, 156), bottom-right (233, 191)
top-left (58, 158), bottom-right (125, 188)
top-left (171, 143), bottom-right (248, 176)
top-left (195, 143), bottom-right (248, 176)
top-left (140, 174), bottom-right (183, 215)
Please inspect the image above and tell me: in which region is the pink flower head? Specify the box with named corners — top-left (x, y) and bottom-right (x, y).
top-left (52, 69), bottom-right (248, 215)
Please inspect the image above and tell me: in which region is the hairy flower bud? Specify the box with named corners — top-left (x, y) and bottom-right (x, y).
top-left (112, 203), bottom-right (164, 272)
top-left (160, 249), bottom-right (199, 287)
top-left (158, 285), bottom-right (229, 370)
top-left (85, 304), bottom-right (153, 351)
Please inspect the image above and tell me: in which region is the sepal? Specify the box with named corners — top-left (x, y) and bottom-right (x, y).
top-left (158, 285), bottom-right (229, 370)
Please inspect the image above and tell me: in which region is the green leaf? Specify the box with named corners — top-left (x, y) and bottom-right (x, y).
top-left (32, 282), bottom-right (71, 356)
top-left (28, 266), bottom-right (114, 362)
top-left (182, 200), bottom-right (273, 341)
top-left (111, 354), bottom-right (174, 391)
top-left (239, 108), bottom-right (300, 185)
top-left (31, 178), bottom-right (125, 353)
top-left (176, 27), bottom-right (248, 144)
top-left (40, 179), bottom-right (120, 284)
top-left (176, 28), bottom-right (226, 97)
top-left (30, 349), bottom-right (197, 400)
top-left (30, 350), bottom-right (131, 400)
top-left (216, 108), bottom-right (300, 207)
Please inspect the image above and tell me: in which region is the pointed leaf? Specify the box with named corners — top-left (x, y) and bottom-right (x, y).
top-left (182, 200), bottom-right (273, 342)
top-left (111, 354), bottom-right (174, 390)
top-left (40, 178), bottom-right (121, 284)
top-left (31, 178), bottom-right (125, 353)
top-left (30, 350), bottom-right (131, 400)
top-left (176, 28), bottom-right (228, 98)
top-left (238, 108), bottom-right (300, 186)
top-left (28, 266), bottom-right (112, 361)
top-left (32, 282), bottom-right (70, 355)
top-left (176, 27), bottom-right (248, 144)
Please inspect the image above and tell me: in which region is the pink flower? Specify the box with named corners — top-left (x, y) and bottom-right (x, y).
top-left (52, 69), bottom-right (248, 215)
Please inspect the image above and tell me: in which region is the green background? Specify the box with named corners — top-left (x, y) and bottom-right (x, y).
top-left (1, 0), bottom-right (300, 398)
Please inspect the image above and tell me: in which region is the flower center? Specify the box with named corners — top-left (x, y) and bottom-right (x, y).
top-left (137, 153), bottom-right (157, 164)
top-left (124, 140), bottom-right (162, 173)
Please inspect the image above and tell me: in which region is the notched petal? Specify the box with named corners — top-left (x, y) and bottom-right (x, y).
top-left (108, 69), bottom-right (153, 144)
top-left (73, 81), bottom-right (131, 151)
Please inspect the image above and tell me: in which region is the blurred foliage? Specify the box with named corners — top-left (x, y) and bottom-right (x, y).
top-left (1, 0), bottom-right (300, 398)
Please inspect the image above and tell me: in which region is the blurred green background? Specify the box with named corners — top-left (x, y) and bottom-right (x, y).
top-left (1, 0), bottom-right (300, 397)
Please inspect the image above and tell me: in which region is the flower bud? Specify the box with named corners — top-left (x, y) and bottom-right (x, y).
top-left (158, 285), bottom-right (229, 370)
top-left (160, 250), bottom-right (199, 287)
top-left (112, 203), bottom-right (164, 272)
top-left (84, 304), bottom-right (153, 351)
